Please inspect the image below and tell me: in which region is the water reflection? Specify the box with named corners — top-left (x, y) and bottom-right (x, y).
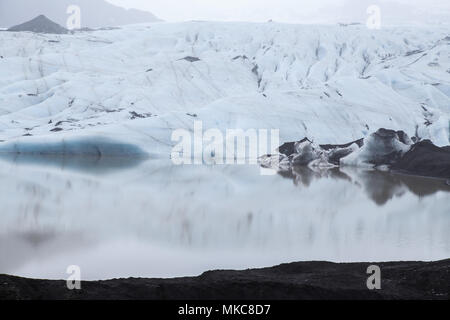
top-left (0, 159), bottom-right (449, 280)
top-left (282, 166), bottom-right (450, 205)
top-left (0, 153), bottom-right (149, 174)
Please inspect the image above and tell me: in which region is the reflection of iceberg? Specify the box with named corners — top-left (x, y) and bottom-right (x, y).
top-left (0, 153), bottom-right (149, 174)
top-left (0, 136), bottom-right (148, 156)
top-left (279, 166), bottom-right (351, 187)
top-left (0, 136), bottom-right (149, 174)
top-left (280, 166), bottom-right (450, 206)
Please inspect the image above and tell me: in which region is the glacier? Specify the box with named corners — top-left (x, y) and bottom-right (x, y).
top-left (0, 22), bottom-right (449, 156)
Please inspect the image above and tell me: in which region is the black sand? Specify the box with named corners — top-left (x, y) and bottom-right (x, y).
top-left (1, 259), bottom-right (448, 300)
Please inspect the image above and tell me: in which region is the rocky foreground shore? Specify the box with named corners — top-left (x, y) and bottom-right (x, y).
top-left (1, 260), bottom-right (448, 300)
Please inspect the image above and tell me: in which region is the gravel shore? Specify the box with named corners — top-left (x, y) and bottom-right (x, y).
top-left (1, 259), bottom-right (448, 300)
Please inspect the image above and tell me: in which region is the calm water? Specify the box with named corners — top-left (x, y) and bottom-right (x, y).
top-left (0, 155), bottom-right (449, 280)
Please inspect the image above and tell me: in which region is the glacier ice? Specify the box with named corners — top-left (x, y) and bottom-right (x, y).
top-left (0, 22), bottom-right (449, 157)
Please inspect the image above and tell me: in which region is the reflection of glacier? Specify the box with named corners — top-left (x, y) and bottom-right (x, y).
top-left (281, 165), bottom-right (450, 205)
top-left (0, 159), bottom-right (449, 279)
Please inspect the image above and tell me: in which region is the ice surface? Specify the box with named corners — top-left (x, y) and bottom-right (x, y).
top-left (0, 22), bottom-right (449, 157)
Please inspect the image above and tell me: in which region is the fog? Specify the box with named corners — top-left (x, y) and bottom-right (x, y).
top-left (107, 0), bottom-right (450, 24)
top-left (1, 0), bottom-right (449, 28)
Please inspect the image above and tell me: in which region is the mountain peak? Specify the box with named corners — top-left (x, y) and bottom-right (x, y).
top-left (1, 0), bottom-right (161, 29)
top-left (8, 14), bottom-right (68, 34)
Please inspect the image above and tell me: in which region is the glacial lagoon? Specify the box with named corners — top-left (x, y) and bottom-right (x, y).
top-left (0, 155), bottom-right (449, 280)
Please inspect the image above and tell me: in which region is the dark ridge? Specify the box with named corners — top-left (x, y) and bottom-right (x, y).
top-left (232, 55), bottom-right (248, 60)
top-left (8, 15), bottom-right (68, 34)
top-left (278, 142), bottom-right (296, 156)
top-left (320, 138), bottom-right (364, 151)
top-left (0, 259), bottom-right (448, 300)
top-left (405, 49), bottom-right (423, 56)
top-left (391, 140), bottom-right (450, 179)
top-left (278, 138), bottom-right (363, 158)
top-left (278, 138), bottom-right (312, 157)
top-left (180, 56), bottom-right (201, 63)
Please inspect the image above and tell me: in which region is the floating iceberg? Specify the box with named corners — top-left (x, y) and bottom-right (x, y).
top-left (263, 128), bottom-right (450, 179)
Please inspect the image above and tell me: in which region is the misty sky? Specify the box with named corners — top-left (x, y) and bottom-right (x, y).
top-left (106, 0), bottom-right (450, 24)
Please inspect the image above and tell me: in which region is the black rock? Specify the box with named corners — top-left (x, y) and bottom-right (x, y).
top-left (278, 141), bottom-right (296, 157)
top-left (0, 259), bottom-right (448, 300)
top-left (391, 140), bottom-right (450, 179)
top-left (278, 138), bottom-right (312, 157)
top-left (319, 138), bottom-right (364, 151)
